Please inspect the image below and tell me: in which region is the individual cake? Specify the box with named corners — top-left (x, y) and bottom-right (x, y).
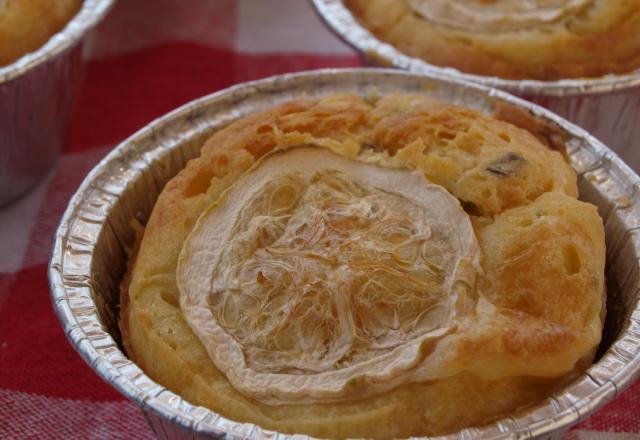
top-left (119, 93), bottom-right (606, 438)
top-left (0, 0), bottom-right (83, 67)
top-left (345, 0), bottom-right (640, 80)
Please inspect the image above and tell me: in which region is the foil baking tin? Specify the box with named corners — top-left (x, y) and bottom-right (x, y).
top-left (0, 0), bottom-right (115, 206)
top-left (310, 0), bottom-right (640, 172)
top-left (50, 68), bottom-right (640, 439)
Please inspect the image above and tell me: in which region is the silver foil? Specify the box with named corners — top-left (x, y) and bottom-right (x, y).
top-left (0, 0), bottom-right (115, 206)
top-left (310, 0), bottom-right (640, 171)
top-left (50, 68), bottom-right (640, 439)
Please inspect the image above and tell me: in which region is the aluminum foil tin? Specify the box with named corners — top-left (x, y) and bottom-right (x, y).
top-left (49, 68), bottom-right (640, 439)
top-left (0, 0), bottom-right (114, 207)
top-left (310, 0), bottom-right (640, 171)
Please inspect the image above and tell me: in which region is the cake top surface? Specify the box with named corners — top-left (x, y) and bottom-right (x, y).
top-left (408, 0), bottom-right (593, 32)
top-left (123, 93), bottom-right (606, 437)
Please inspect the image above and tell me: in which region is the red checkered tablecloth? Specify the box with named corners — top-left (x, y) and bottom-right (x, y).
top-left (0, 1), bottom-right (638, 438)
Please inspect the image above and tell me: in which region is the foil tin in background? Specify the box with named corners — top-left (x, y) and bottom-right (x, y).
top-left (310, 0), bottom-right (640, 171)
top-left (50, 69), bottom-right (640, 439)
top-left (0, 0), bottom-right (115, 207)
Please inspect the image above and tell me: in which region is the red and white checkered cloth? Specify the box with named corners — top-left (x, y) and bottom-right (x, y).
top-left (0, 1), bottom-right (638, 438)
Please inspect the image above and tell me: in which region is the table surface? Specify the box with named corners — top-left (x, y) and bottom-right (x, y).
top-left (1, 1), bottom-right (639, 439)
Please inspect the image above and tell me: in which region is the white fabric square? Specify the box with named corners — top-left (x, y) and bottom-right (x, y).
top-left (0, 177), bottom-right (50, 273)
top-left (235, 0), bottom-right (354, 55)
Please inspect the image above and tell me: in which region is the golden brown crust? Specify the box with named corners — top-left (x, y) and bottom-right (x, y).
top-left (118, 219), bottom-right (145, 360)
top-left (120, 94), bottom-right (604, 438)
top-left (0, 0), bottom-right (83, 67)
top-left (345, 0), bottom-right (640, 80)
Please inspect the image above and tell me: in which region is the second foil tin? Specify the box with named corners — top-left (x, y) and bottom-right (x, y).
top-left (310, 0), bottom-right (640, 171)
top-left (50, 68), bottom-right (640, 439)
top-left (0, 0), bottom-right (114, 206)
